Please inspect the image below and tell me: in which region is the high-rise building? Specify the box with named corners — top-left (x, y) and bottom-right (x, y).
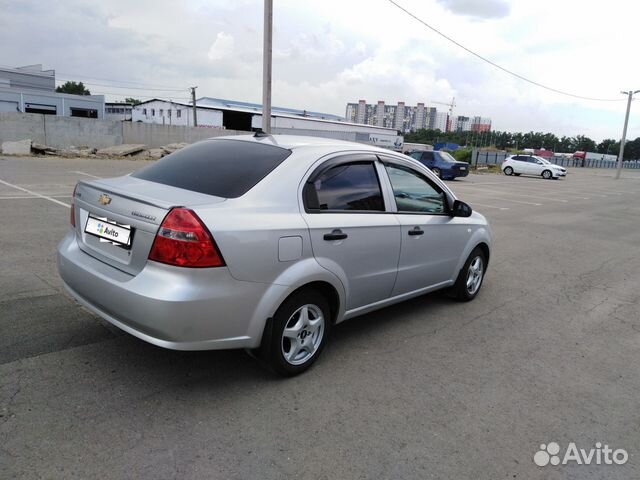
top-left (471, 116), bottom-right (492, 132)
top-left (345, 100), bottom-right (490, 134)
top-left (455, 115), bottom-right (472, 132)
top-left (433, 112), bottom-right (449, 132)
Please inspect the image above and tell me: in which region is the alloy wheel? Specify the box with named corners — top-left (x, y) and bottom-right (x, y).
top-left (466, 256), bottom-right (484, 295)
top-left (281, 304), bottom-right (325, 366)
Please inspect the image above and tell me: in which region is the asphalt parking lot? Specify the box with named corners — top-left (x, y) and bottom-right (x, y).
top-left (1, 155), bottom-right (639, 479)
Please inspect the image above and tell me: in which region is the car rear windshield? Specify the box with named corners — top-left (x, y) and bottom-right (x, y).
top-left (131, 139), bottom-right (292, 198)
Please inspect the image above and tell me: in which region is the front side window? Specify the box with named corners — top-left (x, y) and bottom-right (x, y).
top-left (437, 151), bottom-right (457, 163)
top-left (421, 152), bottom-right (435, 161)
top-left (306, 162), bottom-right (384, 212)
top-left (384, 164), bottom-right (447, 214)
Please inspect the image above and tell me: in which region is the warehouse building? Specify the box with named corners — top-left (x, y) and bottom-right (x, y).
top-left (132, 97), bottom-right (403, 150)
top-left (0, 64), bottom-right (105, 118)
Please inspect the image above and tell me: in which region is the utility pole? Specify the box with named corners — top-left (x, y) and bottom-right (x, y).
top-left (190, 86), bottom-right (198, 127)
top-left (615, 89), bottom-right (639, 179)
top-left (262, 0), bottom-right (273, 133)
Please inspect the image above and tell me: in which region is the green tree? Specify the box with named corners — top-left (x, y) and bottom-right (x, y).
top-left (55, 81), bottom-right (91, 95)
top-left (124, 97), bottom-right (142, 105)
top-left (574, 135), bottom-right (597, 152)
top-left (597, 138), bottom-right (618, 155)
top-left (623, 137), bottom-right (640, 160)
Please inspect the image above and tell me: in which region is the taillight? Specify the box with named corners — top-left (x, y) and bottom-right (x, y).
top-left (149, 208), bottom-right (225, 268)
top-left (70, 183), bottom-right (77, 227)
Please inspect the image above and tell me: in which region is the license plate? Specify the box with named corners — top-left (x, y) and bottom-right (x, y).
top-left (459, 167), bottom-right (466, 170)
top-left (85, 215), bottom-right (132, 246)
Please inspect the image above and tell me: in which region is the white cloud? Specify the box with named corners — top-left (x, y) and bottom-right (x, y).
top-left (436, 0), bottom-right (510, 19)
top-left (207, 32), bottom-right (235, 61)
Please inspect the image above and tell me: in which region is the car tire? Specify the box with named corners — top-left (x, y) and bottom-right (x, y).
top-left (542, 170), bottom-right (552, 179)
top-left (450, 247), bottom-right (486, 302)
top-left (265, 290), bottom-right (331, 376)
top-left (432, 167), bottom-right (442, 178)
top-left (503, 166), bottom-right (514, 176)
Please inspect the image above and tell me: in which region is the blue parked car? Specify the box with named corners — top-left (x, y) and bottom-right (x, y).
top-left (408, 151), bottom-right (469, 180)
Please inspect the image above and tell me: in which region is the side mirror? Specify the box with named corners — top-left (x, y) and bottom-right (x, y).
top-left (452, 199), bottom-right (472, 217)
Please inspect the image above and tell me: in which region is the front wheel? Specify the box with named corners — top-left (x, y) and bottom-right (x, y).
top-left (267, 290), bottom-right (331, 376)
top-left (542, 169), bottom-right (553, 179)
top-left (503, 166), bottom-right (514, 176)
top-left (450, 248), bottom-right (486, 301)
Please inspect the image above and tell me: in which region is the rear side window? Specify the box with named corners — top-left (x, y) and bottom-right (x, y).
top-left (131, 139), bottom-right (291, 198)
top-left (305, 162), bottom-right (384, 212)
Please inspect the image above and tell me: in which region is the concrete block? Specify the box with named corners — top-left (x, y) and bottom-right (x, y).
top-left (2, 139), bottom-right (32, 155)
top-left (96, 144), bottom-right (146, 156)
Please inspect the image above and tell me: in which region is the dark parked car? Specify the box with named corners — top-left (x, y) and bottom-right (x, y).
top-left (408, 150), bottom-right (469, 180)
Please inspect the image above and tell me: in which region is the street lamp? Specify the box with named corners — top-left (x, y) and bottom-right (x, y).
top-left (615, 89), bottom-right (640, 179)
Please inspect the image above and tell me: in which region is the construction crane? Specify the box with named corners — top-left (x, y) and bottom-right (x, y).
top-left (431, 97), bottom-right (456, 117)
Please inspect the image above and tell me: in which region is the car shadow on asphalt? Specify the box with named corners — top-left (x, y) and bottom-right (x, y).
top-left (78, 290), bottom-right (453, 387)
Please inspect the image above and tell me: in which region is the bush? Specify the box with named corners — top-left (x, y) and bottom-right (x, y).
top-left (453, 149), bottom-right (472, 163)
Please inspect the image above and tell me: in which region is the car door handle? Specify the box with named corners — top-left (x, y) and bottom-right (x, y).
top-left (408, 227), bottom-right (424, 236)
top-left (323, 229), bottom-right (348, 241)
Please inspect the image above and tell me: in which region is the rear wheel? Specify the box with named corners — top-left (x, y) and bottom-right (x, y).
top-left (266, 290), bottom-right (331, 376)
top-left (432, 167), bottom-right (442, 178)
top-left (542, 169), bottom-right (552, 179)
top-left (451, 248), bottom-right (486, 301)
top-left (503, 166), bottom-right (514, 176)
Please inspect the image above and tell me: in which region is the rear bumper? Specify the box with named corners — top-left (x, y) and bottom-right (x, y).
top-left (57, 231), bottom-right (284, 350)
top-left (445, 169), bottom-right (469, 178)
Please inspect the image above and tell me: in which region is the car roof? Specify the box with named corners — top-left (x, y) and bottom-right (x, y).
top-left (204, 134), bottom-right (399, 155)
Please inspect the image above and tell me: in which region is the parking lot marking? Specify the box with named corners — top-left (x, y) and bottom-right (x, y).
top-left (468, 202), bottom-right (509, 210)
top-left (457, 185), bottom-right (569, 203)
top-left (0, 178), bottom-right (71, 208)
top-left (474, 195), bottom-right (542, 206)
top-left (0, 195), bottom-right (71, 200)
top-left (72, 171), bottom-right (101, 179)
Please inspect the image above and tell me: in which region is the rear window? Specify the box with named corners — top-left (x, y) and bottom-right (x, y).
top-left (131, 139), bottom-right (291, 198)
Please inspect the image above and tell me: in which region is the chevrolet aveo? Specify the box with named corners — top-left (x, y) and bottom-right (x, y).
top-left (58, 135), bottom-right (492, 375)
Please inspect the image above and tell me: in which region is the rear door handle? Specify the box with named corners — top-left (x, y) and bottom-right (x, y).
top-left (323, 229), bottom-right (348, 241)
top-left (408, 227), bottom-right (424, 236)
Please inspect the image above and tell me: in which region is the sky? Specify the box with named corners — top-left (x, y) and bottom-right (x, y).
top-left (1, 0), bottom-right (638, 141)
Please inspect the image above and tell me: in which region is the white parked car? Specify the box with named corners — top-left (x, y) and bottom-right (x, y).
top-left (502, 155), bottom-right (567, 179)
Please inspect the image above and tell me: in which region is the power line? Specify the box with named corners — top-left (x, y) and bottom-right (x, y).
top-left (386, 0), bottom-right (626, 102)
top-left (56, 78), bottom-right (187, 93)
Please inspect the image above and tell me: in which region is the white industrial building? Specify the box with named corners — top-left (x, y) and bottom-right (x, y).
top-left (105, 102), bottom-right (133, 121)
top-left (131, 99), bottom-right (223, 127)
top-left (0, 64), bottom-right (105, 118)
top-left (131, 97), bottom-right (403, 150)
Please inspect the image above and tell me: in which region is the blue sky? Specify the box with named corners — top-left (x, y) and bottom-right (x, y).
top-left (1, 0), bottom-right (638, 141)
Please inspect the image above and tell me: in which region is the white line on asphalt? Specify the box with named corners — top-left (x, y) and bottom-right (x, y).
top-left (72, 170), bottom-right (101, 179)
top-left (459, 186), bottom-right (569, 203)
top-left (481, 196), bottom-right (542, 206)
top-left (468, 202), bottom-right (509, 210)
top-left (0, 195), bottom-right (71, 200)
top-left (0, 178), bottom-right (71, 208)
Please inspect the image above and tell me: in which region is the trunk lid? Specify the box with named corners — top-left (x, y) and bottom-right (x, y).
top-left (73, 175), bottom-right (225, 275)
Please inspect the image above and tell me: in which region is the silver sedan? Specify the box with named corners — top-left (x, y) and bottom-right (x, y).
top-left (58, 135), bottom-right (492, 375)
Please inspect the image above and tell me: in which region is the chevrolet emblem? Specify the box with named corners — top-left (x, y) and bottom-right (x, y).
top-left (98, 194), bottom-right (112, 206)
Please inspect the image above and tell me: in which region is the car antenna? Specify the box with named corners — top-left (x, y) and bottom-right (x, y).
top-left (254, 129), bottom-right (271, 138)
